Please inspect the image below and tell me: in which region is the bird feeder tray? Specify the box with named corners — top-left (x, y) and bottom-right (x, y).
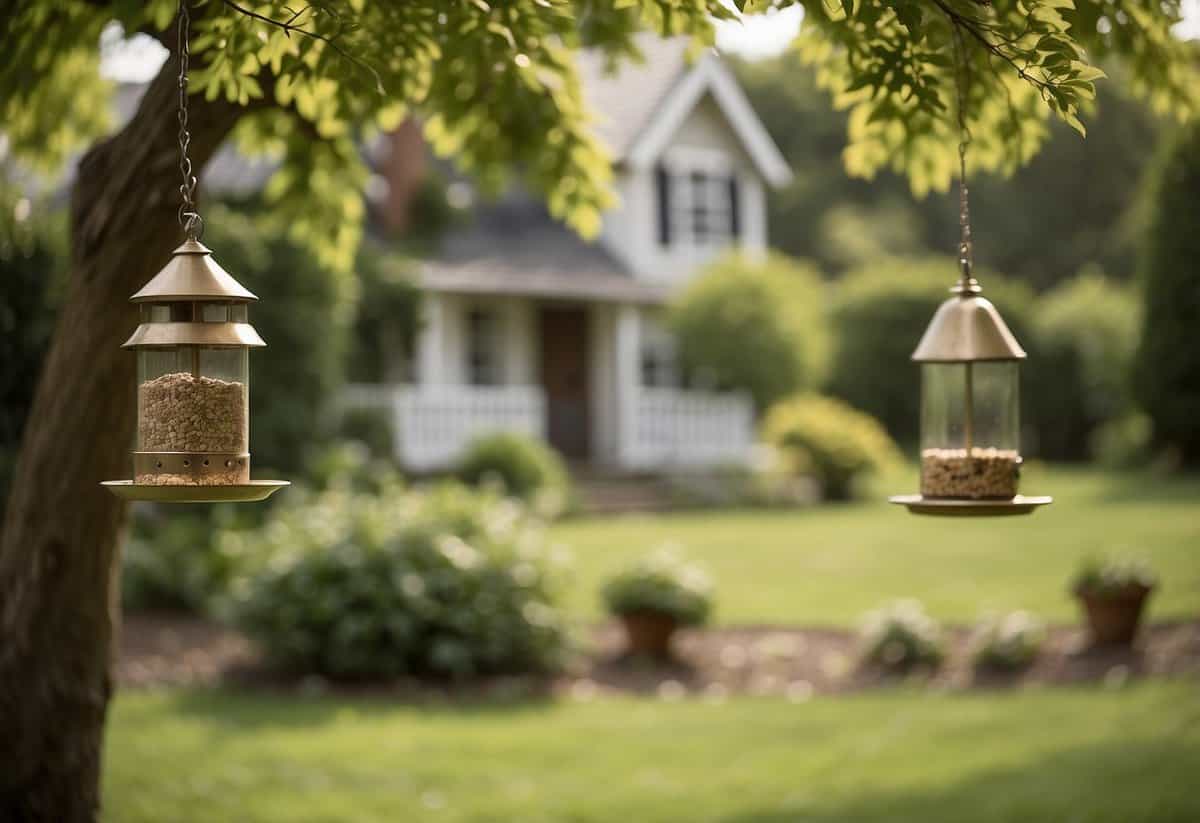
top-left (888, 494), bottom-right (1053, 517)
top-left (101, 479), bottom-right (289, 503)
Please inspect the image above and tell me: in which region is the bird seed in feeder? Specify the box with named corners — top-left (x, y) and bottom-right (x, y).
top-left (920, 447), bottom-right (1020, 500)
top-left (138, 371), bottom-right (246, 454)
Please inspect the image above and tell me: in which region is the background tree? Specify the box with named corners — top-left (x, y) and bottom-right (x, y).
top-left (0, 0), bottom-right (1194, 818)
top-left (736, 52), bottom-right (1161, 286)
top-left (1133, 118), bottom-right (1200, 465)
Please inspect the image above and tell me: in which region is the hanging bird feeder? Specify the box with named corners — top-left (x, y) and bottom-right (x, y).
top-left (887, 273), bottom-right (1051, 516)
top-left (890, 30), bottom-right (1050, 517)
top-left (102, 0), bottom-right (286, 503)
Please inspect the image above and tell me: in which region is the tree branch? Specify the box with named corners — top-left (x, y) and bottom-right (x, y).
top-left (927, 0), bottom-right (1054, 96)
top-left (219, 0), bottom-right (384, 94)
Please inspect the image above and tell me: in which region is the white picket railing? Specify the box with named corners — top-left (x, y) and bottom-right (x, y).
top-left (342, 384), bottom-right (545, 471)
top-left (628, 387), bottom-right (755, 469)
top-left (343, 384), bottom-right (753, 471)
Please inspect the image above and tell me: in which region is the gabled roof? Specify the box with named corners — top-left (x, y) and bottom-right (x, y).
top-left (576, 34), bottom-right (792, 187)
top-left (421, 191), bottom-right (669, 304)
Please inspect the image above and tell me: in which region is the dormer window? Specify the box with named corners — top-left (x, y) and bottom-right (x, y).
top-left (655, 150), bottom-right (741, 250)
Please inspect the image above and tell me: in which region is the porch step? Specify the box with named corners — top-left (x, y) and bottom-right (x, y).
top-left (573, 475), bottom-right (677, 515)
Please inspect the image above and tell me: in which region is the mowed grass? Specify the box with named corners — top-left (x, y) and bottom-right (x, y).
top-left (551, 467), bottom-right (1200, 626)
top-left (105, 682), bottom-right (1200, 823)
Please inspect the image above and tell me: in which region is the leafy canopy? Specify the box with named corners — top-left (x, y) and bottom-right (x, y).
top-left (740, 0), bottom-right (1197, 195)
top-left (3, 0), bottom-right (1196, 269)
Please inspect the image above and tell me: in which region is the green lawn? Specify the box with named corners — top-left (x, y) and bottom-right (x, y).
top-left (551, 467), bottom-right (1200, 626)
top-left (105, 682), bottom-right (1200, 822)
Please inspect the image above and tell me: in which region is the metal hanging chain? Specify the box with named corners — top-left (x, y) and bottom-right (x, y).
top-left (177, 0), bottom-right (202, 240)
top-left (950, 22), bottom-right (979, 295)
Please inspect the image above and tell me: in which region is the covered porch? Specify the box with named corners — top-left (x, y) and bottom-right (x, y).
top-left (344, 286), bottom-right (754, 473)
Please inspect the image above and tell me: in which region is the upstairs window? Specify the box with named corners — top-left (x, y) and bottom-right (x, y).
top-left (465, 307), bottom-right (502, 386)
top-left (655, 154), bottom-right (741, 250)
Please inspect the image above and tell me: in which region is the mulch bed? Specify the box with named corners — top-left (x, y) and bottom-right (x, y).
top-left (117, 611), bottom-right (1200, 702)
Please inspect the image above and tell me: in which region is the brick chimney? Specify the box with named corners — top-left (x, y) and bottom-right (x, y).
top-left (378, 118), bottom-right (427, 235)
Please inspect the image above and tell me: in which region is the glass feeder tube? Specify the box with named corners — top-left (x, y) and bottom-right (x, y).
top-left (911, 284), bottom-right (1025, 500)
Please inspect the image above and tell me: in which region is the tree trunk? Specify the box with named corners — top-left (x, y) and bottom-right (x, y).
top-left (0, 63), bottom-right (247, 821)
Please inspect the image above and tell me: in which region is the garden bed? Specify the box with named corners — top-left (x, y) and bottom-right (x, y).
top-left (118, 611), bottom-right (1200, 699)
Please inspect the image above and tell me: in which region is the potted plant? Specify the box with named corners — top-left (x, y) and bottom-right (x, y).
top-left (601, 547), bottom-right (713, 659)
top-left (1071, 557), bottom-right (1158, 646)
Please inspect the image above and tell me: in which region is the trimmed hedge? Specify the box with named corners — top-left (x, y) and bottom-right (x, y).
top-left (1134, 120), bottom-right (1200, 464)
top-left (1027, 270), bottom-right (1140, 460)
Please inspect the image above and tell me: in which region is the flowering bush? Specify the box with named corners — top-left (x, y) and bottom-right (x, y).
top-left (1071, 556), bottom-right (1158, 597)
top-left (970, 611), bottom-right (1045, 672)
top-left (225, 482), bottom-right (571, 679)
top-left (762, 394), bottom-right (901, 500)
top-left (859, 599), bottom-right (944, 671)
top-left (601, 547), bottom-right (714, 627)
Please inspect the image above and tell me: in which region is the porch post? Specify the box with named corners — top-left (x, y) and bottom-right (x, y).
top-left (416, 291), bottom-right (444, 386)
top-left (614, 302), bottom-right (640, 468)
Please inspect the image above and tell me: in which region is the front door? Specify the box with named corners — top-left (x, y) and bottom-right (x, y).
top-left (539, 306), bottom-right (590, 459)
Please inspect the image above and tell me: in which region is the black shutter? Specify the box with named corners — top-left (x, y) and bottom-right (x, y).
top-left (655, 164), bottom-right (671, 247)
top-left (728, 174), bottom-right (741, 242)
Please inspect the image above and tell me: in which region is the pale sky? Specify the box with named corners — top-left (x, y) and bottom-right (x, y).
top-left (100, 2), bottom-right (1200, 82)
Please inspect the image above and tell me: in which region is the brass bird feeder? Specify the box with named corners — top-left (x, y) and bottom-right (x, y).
top-left (888, 274), bottom-right (1051, 516)
top-left (889, 55), bottom-right (1050, 516)
top-left (102, 0), bottom-right (286, 503)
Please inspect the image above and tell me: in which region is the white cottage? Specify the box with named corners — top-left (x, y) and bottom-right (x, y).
top-left (347, 37), bottom-right (792, 472)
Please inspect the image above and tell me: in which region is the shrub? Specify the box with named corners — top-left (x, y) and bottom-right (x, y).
top-left (122, 506), bottom-right (262, 614)
top-left (338, 406), bottom-right (395, 459)
top-left (1026, 270), bottom-right (1141, 460)
top-left (670, 252), bottom-right (828, 409)
top-left (762, 394), bottom-right (901, 501)
top-left (1134, 120), bottom-right (1200, 465)
top-left (458, 432), bottom-right (570, 519)
top-left (227, 483), bottom-right (569, 679)
top-left (1071, 556), bottom-right (1158, 598)
top-left (0, 185), bottom-right (67, 510)
top-left (859, 600), bottom-right (945, 671)
top-left (601, 547), bottom-right (714, 627)
top-left (1089, 412), bottom-right (1153, 469)
top-left (970, 611), bottom-right (1045, 672)
top-left (304, 440), bottom-right (402, 494)
top-left (827, 259), bottom-right (1034, 443)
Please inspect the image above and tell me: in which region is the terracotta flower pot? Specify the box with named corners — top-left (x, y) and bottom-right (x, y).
top-left (618, 610), bottom-right (680, 659)
top-left (1076, 584), bottom-right (1154, 646)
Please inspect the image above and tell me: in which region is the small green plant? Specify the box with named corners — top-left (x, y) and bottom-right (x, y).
top-left (458, 432), bottom-right (570, 519)
top-left (970, 611), bottom-right (1045, 672)
top-left (762, 394), bottom-right (901, 501)
top-left (601, 547), bottom-right (714, 627)
top-left (859, 599), bottom-right (945, 671)
top-left (1071, 556), bottom-right (1158, 597)
top-left (228, 482), bottom-right (570, 679)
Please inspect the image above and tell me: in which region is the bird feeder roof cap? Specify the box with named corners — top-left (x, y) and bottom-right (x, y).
top-left (911, 290), bottom-right (1027, 362)
top-left (129, 239), bottom-right (258, 303)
